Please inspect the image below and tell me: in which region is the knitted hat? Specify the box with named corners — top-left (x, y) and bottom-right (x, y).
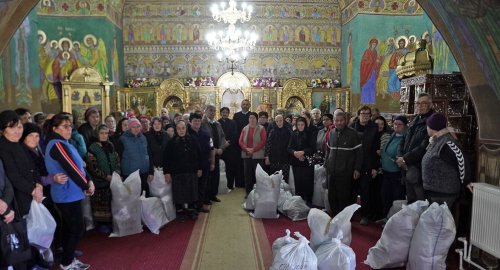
top-left (0, 110), bottom-right (19, 131)
top-left (393, 115), bottom-right (408, 125)
top-left (21, 122), bottom-right (42, 142)
top-left (84, 107), bottom-right (99, 121)
top-left (128, 118), bottom-right (141, 127)
top-left (426, 112), bottom-right (447, 131)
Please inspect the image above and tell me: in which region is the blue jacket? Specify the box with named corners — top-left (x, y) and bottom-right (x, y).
top-left (381, 133), bottom-right (405, 172)
top-left (45, 139), bottom-right (86, 203)
top-left (119, 130), bottom-right (150, 176)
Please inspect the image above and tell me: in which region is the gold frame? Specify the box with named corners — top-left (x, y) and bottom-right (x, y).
top-left (61, 67), bottom-right (112, 117)
top-left (277, 78), bottom-right (312, 111)
top-left (157, 78), bottom-right (189, 114)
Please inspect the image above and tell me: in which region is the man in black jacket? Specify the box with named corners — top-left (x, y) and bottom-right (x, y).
top-left (232, 99), bottom-right (251, 188)
top-left (219, 107), bottom-right (239, 190)
top-left (349, 106), bottom-right (379, 225)
top-left (397, 93), bottom-right (435, 203)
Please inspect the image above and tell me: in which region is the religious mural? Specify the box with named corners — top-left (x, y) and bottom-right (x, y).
top-left (342, 0), bottom-right (424, 25)
top-left (341, 12), bottom-right (460, 112)
top-left (123, 1), bottom-right (342, 82)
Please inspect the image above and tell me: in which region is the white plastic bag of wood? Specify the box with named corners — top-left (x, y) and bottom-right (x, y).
top-left (365, 200), bottom-right (429, 269)
top-left (278, 189), bottom-right (293, 214)
top-left (252, 165), bottom-right (280, 219)
top-left (218, 160), bottom-right (229, 194)
top-left (271, 229), bottom-right (298, 259)
top-left (242, 189), bottom-right (256, 211)
top-left (406, 202), bottom-right (456, 270)
top-left (110, 171), bottom-right (143, 237)
top-left (312, 165), bottom-right (327, 207)
top-left (316, 237), bottom-right (356, 270)
top-left (308, 204), bottom-right (361, 250)
top-left (271, 232), bottom-right (318, 270)
top-left (148, 168), bottom-right (171, 198)
top-left (283, 196), bottom-right (310, 221)
top-left (140, 192), bottom-right (168, 234)
top-left (386, 199), bottom-right (407, 219)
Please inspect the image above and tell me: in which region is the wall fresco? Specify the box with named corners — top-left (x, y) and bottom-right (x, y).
top-left (341, 13), bottom-right (460, 112)
top-left (342, 0), bottom-right (424, 24)
top-left (123, 2), bottom-right (342, 82)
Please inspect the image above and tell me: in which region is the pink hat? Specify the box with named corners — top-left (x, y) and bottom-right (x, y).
top-left (128, 118), bottom-right (141, 127)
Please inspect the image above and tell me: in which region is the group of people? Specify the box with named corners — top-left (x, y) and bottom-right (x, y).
top-left (0, 92), bottom-right (471, 269)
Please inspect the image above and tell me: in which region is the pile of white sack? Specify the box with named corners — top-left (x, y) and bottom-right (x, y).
top-left (365, 201), bottom-right (456, 270)
top-left (144, 168), bottom-right (177, 234)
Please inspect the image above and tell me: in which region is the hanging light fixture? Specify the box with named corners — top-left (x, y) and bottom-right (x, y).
top-left (210, 0), bottom-right (253, 24)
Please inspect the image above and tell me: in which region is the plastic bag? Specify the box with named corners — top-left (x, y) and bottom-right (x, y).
top-left (149, 168), bottom-right (171, 198)
top-left (252, 165), bottom-right (280, 219)
top-left (308, 204), bottom-right (361, 250)
top-left (280, 179), bottom-right (292, 193)
top-left (288, 166), bottom-right (295, 195)
top-left (140, 192), bottom-right (168, 234)
top-left (365, 200), bottom-right (429, 269)
top-left (110, 171), bottom-right (143, 237)
top-left (283, 196), bottom-right (310, 221)
top-left (218, 160), bottom-right (229, 194)
top-left (278, 189), bottom-right (293, 214)
top-left (316, 237), bottom-right (356, 270)
top-left (26, 200), bottom-right (56, 249)
top-left (271, 229), bottom-right (297, 259)
top-left (407, 202), bottom-right (456, 270)
top-left (160, 194), bottom-right (176, 222)
top-left (386, 200), bottom-right (407, 219)
top-left (242, 189), bottom-right (256, 211)
top-left (271, 232), bottom-right (317, 270)
top-left (81, 196), bottom-right (94, 231)
top-left (312, 165), bottom-right (327, 207)
top-left (324, 189), bottom-right (331, 214)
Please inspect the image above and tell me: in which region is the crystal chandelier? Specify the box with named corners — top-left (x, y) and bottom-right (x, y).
top-left (206, 0), bottom-right (258, 73)
top-left (210, 0), bottom-right (253, 24)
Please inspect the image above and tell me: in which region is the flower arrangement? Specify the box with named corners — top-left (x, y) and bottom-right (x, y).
top-left (187, 77), bottom-right (216, 87)
top-left (125, 78), bottom-right (161, 88)
top-left (251, 77), bottom-right (281, 88)
top-left (309, 79), bottom-right (341, 88)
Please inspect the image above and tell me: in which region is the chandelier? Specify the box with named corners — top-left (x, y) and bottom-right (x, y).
top-left (210, 0), bottom-right (253, 24)
top-left (206, 0), bottom-right (258, 74)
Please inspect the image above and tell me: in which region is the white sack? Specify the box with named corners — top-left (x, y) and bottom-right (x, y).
top-left (148, 168), bottom-right (171, 198)
top-left (160, 194), bottom-right (176, 222)
top-left (271, 229), bottom-right (298, 259)
top-left (312, 165), bottom-right (327, 207)
top-left (283, 196), bottom-right (310, 221)
top-left (407, 202), bottom-right (456, 270)
top-left (110, 171), bottom-right (143, 237)
top-left (308, 204), bottom-right (361, 250)
top-left (280, 179), bottom-right (292, 193)
top-left (365, 200), bottom-right (429, 269)
top-left (252, 165), bottom-right (280, 219)
top-left (386, 199), bottom-right (407, 219)
top-left (271, 232), bottom-right (317, 270)
top-left (140, 192), bottom-right (168, 234)
top-left (324, 189), bottom-right (331, 214)
top-left (218, 160), bottom-right (229, 194)
top-left (316, 238), bottom-right (356, 270)
top-left (288, 166), bottom-right (295, 195)
top-left (27, 200), bottom-right (56, 249)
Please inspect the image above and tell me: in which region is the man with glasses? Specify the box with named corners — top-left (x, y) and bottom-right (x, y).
top-left (349, 105), bottom-right (379, 225)
top-left (396, 92), bottom-right (435, 203)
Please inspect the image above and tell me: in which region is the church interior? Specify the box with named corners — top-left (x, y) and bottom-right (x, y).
top-left (0, 0), bottom-right (499, 269)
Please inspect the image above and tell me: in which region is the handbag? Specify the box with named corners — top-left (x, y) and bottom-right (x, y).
top-left (0, 199), bottom-right (32, 267)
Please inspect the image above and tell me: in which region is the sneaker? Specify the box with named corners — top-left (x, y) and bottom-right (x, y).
top-left (360, 217), bottom-right (369, 226)
top-left (73, 259), bottom-right (90, 269)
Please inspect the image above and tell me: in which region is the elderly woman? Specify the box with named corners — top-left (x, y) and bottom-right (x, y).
top-left (44, 113), bottom-right (94, 270)
top-left (110, 117), bottom-right (129, 147)
top-left (87, 124), bottom-right (120, 232)
top-left (104, 115), bottom-right (116, 136)
top-left (288, 117), bottom-right (315, 204)
top-left (239, 112), bottom-right (267, 196)
top-left (0, 110), bottom-right (43, 218)
top-left (264, 114), bottom-right (292, 181)
top-left (380, 115), bottom-right (407, 219)
top-left (145, 117), bottom-right (169, 175)
top-left (422, 113), bottom-right (470, 209)
top-left (78, 107), bottom-right (101, 146)
top-left (164, 120), bottom-right (202, 220)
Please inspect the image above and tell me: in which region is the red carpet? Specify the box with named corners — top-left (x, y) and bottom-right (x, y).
top-left (262, 215), bottom-right (462, 270)
top-left (77, 219), bottom-right (196, 270)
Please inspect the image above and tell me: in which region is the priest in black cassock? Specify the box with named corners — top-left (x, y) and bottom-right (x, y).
top-left (232, 99), bottom-right (251, 188)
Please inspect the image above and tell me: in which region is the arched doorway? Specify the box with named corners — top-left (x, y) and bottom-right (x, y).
top-left (217, 71), bottom-right (251, 118)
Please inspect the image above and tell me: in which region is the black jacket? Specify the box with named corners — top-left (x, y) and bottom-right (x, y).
top-left (78, 122), bottom-right (96, 147)
top-left (145, 129), bottom-right (169, 174)
top-left (398, 110), bottom-right (434, 166)
top-left (325, 127), bottom-right (363, 177)
top-left (0, 136), bottom-right (40, 216)
top-left (350, 119), bottom-right (379, 171)
top-left (288, 130), bottom-right (314, 167)
top-left (265, 126), bottom-right (292, 164)
top-left (164, 135), bottom-right (202, 175)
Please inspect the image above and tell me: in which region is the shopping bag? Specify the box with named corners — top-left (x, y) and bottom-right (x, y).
top-left (26, 200), bottom-right (56, 249)
top-left (0, 219), bottom-right (32, 267)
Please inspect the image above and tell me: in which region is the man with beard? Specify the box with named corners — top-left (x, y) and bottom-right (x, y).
top-left (232, 99), bottom-right (251, 188)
